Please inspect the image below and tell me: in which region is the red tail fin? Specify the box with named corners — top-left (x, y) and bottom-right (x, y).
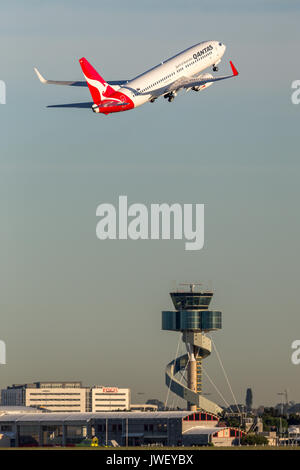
top-left (79, 57), bottom-right (115, 104)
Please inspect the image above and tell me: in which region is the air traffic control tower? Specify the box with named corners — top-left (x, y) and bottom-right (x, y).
top-left (162, 283), bottom-right (223, 415)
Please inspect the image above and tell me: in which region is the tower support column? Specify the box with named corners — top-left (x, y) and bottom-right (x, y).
top-left (187, 353), bottom-right (197, 411)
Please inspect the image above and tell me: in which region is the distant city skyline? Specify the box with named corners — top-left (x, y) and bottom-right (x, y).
top-left (1, 0), bottom-right (299, 408)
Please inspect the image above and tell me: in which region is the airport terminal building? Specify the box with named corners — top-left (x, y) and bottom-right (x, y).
top-left (0, 410), bottom-right (243, 447)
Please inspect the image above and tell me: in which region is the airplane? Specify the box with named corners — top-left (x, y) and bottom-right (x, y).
top-left (34, 40), bottom-right (238, 115)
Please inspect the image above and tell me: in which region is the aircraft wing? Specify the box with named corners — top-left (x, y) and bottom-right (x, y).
top-left (34, 67), bottom-right (128, 87)
top-left (180, 61), bottom-right (238, 90)
top-left (163, 61), bottom-right (238, 94)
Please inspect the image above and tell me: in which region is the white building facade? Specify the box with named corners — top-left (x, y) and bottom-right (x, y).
top-left (1, 382), bottom-right (87, 412)
top-left (1, 383), bottom-right (131, 413)
top-left (92, 386), bottom-right (130, 411)
top-left (25, 387), bottom-right (87, 412)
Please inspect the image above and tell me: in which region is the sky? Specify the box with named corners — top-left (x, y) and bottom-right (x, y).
top-left (0, 1), bottom-right (300, 408)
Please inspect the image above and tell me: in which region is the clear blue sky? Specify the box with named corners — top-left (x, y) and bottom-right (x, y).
top-left (1, 0), bottom-right (299, 407)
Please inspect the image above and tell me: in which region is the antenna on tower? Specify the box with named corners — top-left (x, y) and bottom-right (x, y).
top-left (178, 282), bottom-right (203, 293)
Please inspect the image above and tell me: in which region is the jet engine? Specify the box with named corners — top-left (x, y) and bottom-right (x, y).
top-left (192, 73), bottom-right (214, 91)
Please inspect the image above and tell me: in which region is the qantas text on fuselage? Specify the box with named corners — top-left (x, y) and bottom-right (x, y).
top-left (34, 40), bottom-right (238, 115)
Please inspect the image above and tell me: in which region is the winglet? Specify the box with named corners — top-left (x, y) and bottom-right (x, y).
top-left (229, 61), bottom-right (238, 77)
top-left (34, 67), bottom-right (47, 84)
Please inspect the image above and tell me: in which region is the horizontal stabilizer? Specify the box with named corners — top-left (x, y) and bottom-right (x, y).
top-left (47, 102), bottom-right (93, 108)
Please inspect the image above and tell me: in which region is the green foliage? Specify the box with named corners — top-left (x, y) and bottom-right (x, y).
top-left (241, 434), bottom-right (268, 446)
top-left (225, 416), bottom-right (240, 428)
top-left (261, 407), bottom-right (288, 431)
top-left (288, 414), bottom-right (300, 426)
top-left (262, 415), bottom-right (288, 431)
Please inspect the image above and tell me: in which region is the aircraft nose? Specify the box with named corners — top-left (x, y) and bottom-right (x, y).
top-left (218, 42), bottom-right (226, 55)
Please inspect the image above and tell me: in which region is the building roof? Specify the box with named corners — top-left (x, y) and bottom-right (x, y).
top-left (0, 406), bottom-right (43, 415)
top-left (0, 411), bottom-right (192, 423)
top-left (130, 404), bottom-right (159, 411)
top-left (8, 381), bottom-right (83, 389)
top-left (183, 426), bottom-right (227, 435)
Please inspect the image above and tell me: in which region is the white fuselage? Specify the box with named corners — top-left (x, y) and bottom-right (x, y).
top-left (118, 40), bottom-right (226, 107)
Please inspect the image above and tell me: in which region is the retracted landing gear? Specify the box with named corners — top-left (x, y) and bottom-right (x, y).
top-left (164, 92), bottom-right (177, 102)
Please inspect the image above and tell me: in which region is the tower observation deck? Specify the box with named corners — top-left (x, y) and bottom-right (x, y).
top-left (162, 283), bottom-right (223, 415)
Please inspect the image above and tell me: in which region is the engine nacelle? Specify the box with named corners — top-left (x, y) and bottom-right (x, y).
top-left (192, 73), bottom-right (213, 91)
top-left (192, 73), bottom-right (214, 91)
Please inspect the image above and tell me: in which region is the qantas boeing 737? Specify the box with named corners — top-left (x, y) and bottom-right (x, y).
top-left (34, 40), bottom-right (238, 115)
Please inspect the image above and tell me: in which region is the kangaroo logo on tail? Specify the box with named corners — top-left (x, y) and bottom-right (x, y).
top-left (79, 57), bottom-right (115, 104)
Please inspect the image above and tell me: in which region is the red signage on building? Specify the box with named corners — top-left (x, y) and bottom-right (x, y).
top-left (102, 387), bottom-right (119, 393)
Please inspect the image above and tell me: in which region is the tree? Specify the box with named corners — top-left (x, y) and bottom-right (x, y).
top-left (261, 407), bottom-right (288, 432)
top-left (245, 388), bottom-right (253, 412)
top-left (288, 414), bottom-right (300, 426)
top-left (241, 434), bottom-right (268, 446)
top-left (224, 416), bottom-right (241, 429)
